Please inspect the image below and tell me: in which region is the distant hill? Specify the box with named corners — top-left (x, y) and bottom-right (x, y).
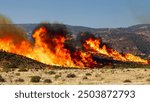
top-left (16, 24), bottom-right (150, 57)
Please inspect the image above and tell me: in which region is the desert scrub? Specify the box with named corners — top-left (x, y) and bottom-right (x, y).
top-left (146, 78), bottom-right (150, 82)
top-left (54, 74), bottom-right (61, 79)
top-left (2, 62), bottom-right (17, 72)
top-left (47, 70), bottom-right (56, 75)
top-left (15, 73), bottom-right (20, 76)
top-left (18, 67), bottom-right (28, 72)
top-left (123, 79), bottom-right (132, 83)
top-left (44, 79), bottom-right (52, 83)
top-left (85, 73), bottom-right (92, 76)
top-left (66, 73), bottom-right (76, 78)
top-left (83, 76), bottom-right (88, 80)
top-left (30, 76), bottom-right (41, 83)
top-left (3, 62), bottom-right (17, 69)
top-left (15, 78), bottom-right (24, 82)
top-left (95, 74), bottom-right (101, 77)
top-left (0, 75), bottom-right (5, 82)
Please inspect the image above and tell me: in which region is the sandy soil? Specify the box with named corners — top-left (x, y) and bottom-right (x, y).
top-left (0, 67), bottom-right (150, 85)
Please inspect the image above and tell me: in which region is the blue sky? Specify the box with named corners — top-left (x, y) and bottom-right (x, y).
top-left (0, 0), bottom-right (150, 28)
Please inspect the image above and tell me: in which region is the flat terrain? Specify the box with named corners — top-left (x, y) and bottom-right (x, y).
top-left (0, 67), bottom-right (150, 85)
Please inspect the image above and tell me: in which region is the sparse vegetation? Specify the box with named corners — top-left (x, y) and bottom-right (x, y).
top-left (95, 74), bottom-right (101, 77)
top-left (18, 67), bottom-right (28, 72)
top-left (123, 79), bottom-right (132, 83)
top-left (15, 73), bottom-right (20, 76)
top-left (2, 62), bottom-right (16, 72)
top-left (30, 76), bottom-right (41, 83)
top-left (3, 63), bottom-right (17, 69)
top-left (54, 74), bottom-right (61, 79)
top-left (146, 78), bottom-right (150, 82)
top-left (83, 76), bottom-right (88, 80)
top-left (85, 73), bottom-right (92, 76)
top-left (47, 70), bottom-right (56, 75)
top-left (66, 73), bottom-right (76, 78)
top-left (0, 75), bottom-right (5, 82)
top-left (44, 79), bottom-right (52, 83)
top-left (15, 78), bottom-right (24, 82)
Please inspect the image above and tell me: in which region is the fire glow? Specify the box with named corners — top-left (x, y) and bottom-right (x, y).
top-left (0, 16), bottom-right (149, 68)
top-left (83, 37), bottom-right (149, 64)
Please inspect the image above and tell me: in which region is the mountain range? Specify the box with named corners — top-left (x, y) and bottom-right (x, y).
top-left (17, 24), bottom-right (150, 57)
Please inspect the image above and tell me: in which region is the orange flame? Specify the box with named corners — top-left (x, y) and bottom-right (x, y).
top-left (83, 37), bottom-right (149, 64)
top-left (31, 27), bottom-right (75, 67)
top-left (0, 26), bottom-right (97, 68)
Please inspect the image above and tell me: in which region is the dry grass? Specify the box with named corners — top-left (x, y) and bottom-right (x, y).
top-left (0, 67), bottom-right (150, 85)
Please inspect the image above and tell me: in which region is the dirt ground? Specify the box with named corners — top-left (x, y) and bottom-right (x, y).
top-left (0, 67), bottom-right (150, 85)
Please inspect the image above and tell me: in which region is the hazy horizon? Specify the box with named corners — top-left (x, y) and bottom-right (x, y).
top-left (0, 0), bottom-right (150, 28)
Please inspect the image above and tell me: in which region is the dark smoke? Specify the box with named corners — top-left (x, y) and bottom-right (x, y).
top-left (32, 23), bottom-right (68, 37)
top-left (0, 14), bottom-right (28, 44)
top-left (32, 23), bottom-right (68, 53)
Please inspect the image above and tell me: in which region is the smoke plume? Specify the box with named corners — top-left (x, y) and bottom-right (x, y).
top-left (0, 14), bottom-right (28, 44)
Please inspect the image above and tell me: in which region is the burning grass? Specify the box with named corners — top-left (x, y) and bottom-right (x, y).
top-left (0, 50), bottom-right (150, 72)
top-left (0, 15), bottom-right (150, 69)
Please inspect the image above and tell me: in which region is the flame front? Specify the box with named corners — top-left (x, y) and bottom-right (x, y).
top-left (83, 37), bottom-right (149, 64)
top-left (31, 27), bottom-right (75, 67)
top-left (0, 23), bottom-right (149, 68)
top-left (0, 26), bottom-right (97, 68)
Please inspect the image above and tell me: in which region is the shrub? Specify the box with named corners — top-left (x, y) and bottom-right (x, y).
top-left (54, 74), bottom-right (61, 79)
top-left (44, 79), bottom-right (52, 83)
top-left (3, 63), bottom-right (17, 69)
top-left (0, 75), bottom-right (5, 82)
top-left (85, 73), bottom-right (92, 76)
top-left (123, 79), bottom-right (131, 83)
top-left (47, 71), bottom-right (56, 75)
top-left (146, 78), bottom-right (150, 82)
top-left (15, 78), bottom-right (24, 82)
top-left (83, 76), bottom-right (88, 80)
top-left (15, 73), bottom-right (20, 76)
top-left (3, 62), bottom-right (16, 72)
top-left (66, 73), bottom-right (76, 78)
top-left (30, 76), bottom-right (41, 83)
top-left (18, 67), bottom-right (28, 72)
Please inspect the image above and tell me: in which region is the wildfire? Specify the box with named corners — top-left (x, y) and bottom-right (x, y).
top-left (0, 15), bottom-right (149, 68)
top-left (83, 37), bottom-right (149, 64)
top-left (0, 23), bottom-right (97, 68)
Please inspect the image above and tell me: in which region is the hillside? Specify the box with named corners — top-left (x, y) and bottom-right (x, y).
top-left (17, 24), bottom-right (150, 57)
